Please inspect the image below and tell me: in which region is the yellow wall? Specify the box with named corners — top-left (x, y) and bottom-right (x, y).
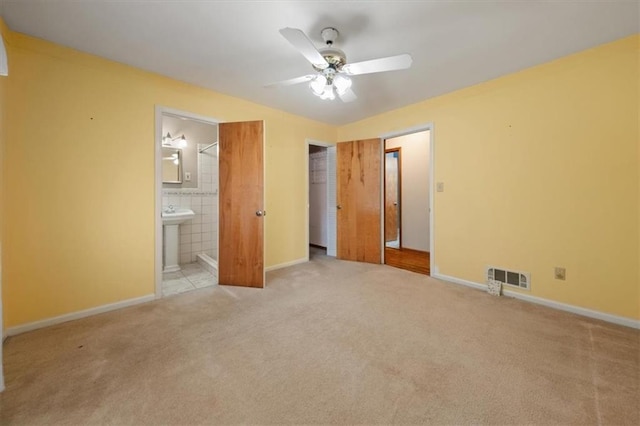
top-left (2, 29), bottom-right (336, 327)
top-left (339, 35), bottom-right (640, 320)
top-left (2, 22), bottom-right (637, 329)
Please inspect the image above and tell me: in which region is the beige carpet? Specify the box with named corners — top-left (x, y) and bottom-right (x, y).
top-left (1, 250), bottom-right (638, 425)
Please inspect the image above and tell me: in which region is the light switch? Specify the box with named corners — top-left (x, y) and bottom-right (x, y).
top-left (185, 172), bottom-right (192, 182)
top-left (436, 182), bottom-right (444, 192)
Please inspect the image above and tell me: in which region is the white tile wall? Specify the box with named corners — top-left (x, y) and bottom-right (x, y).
top-left (163, 144), bottom-right (218, 265)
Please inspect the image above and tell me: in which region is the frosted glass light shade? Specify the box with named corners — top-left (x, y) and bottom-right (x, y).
top-left (310, 75), bottom-right (327, 95)
top-left (319, 85), bottom-right (335, 100)
top-left (333, 74), bottom-right (351, 95)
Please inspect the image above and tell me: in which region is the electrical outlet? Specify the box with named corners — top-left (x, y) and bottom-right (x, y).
top-left (436, 182), bottom-right (444, 192)
top-left (554, 267), bottom-right (566, 280)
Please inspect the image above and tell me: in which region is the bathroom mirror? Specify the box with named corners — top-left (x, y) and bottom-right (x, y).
top-left (162, 147), bottom-right (182, 183)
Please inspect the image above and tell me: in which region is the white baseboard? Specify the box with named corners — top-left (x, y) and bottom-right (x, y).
top-left (431, 273), bottom-right (640, 330)
top-left (431, 273), bottom-right (486, 292)
top-left (265, 257), bottom-right (308, 272)
top-left (5, 294), bottom-right (156, 337)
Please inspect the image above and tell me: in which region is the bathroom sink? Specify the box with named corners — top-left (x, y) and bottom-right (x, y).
top-left (161, 208), bottom-right (195, 225)
top-left (162, 207), bottom-right (195, 272)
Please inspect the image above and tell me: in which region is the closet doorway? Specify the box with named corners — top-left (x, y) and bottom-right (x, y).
top-left (383, 130), bottom-right (431, 275)
top-left (307, 140), bottom-right (336, 260)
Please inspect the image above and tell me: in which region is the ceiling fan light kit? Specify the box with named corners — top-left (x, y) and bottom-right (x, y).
top-left (310, 75), bottom-right (329, 96)
top-left (268, 26), bottom-right (413, 103)
top-left (333, 74), bottom-right (352, 93)
top-left (310, 71), bottom-right (352, 100)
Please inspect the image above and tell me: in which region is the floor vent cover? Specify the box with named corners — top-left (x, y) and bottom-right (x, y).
top-left (486, 266), bottom-right (530, 291)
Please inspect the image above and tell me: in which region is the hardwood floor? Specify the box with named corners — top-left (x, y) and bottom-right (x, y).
top-left (384, 247), bottom-right (430, 275)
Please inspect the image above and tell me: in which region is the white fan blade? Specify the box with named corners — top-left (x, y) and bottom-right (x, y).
top-left (264, 75), bottom-right (316, 88)
top-left (342, 54), bottom-right (412, 76)
top-left (339, 87), bottom-right (357, 103)
top-left (279, 27), bottom-right (329, 69)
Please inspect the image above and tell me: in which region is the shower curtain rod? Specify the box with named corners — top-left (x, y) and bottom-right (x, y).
top-left (198, 142), bottom-right (218, 153)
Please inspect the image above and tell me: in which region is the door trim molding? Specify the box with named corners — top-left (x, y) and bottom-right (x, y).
top-left (380, 123), bottom-right (434, 273)
top-left (154, 106), bottom-right (220, 298)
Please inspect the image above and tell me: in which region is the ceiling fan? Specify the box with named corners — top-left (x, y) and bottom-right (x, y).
top-left (265, 27), bottom-right (413, 102)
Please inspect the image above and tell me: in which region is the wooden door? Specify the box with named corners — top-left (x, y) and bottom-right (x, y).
top-left (219, 121), bottom-right (265, 287)
top-left (385, 149), bottom-right (400, 243)
top-left (337, 138), bottom-right (381, 263)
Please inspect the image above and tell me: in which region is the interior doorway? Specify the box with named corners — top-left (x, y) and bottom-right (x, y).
top-left (385, 148), bottom-right (401, 248)
top-left (309, 145), bottom-right (328, 257)
top-left (155, 108), bottom-right (266, 297)
top-left (383, 130), bottom-right (431, 275)
top-left (306, 140), bottom-right (336, 260)
top-left (156, 108), bottom-right (220, 297)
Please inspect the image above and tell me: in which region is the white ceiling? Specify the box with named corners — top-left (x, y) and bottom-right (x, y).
top-left (1, 1), bottom-right (638, 125)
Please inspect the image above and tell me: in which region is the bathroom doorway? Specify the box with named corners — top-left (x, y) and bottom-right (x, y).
top-left (155, 107), bottom-right (220, 297)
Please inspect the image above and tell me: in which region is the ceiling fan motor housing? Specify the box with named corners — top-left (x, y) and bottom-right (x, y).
top-left (321, 27), bottom-right (339, 45)
top-left (312, 27), bottom-right (346, 72)
top-left (313, 47), bottom-right (347, 72)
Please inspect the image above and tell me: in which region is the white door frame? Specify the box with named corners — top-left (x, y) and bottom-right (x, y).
top-left (154, 106), bottom-right (221, 298)
top-left (0, 33), bottom-right (8, 392)
top-left (379, 123), bottom-right (435, 273)
top-left (305, 139), bottom-right (335, 260)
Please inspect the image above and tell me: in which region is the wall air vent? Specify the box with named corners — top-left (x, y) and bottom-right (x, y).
top-left (486, 266), bottom-right (530, 291)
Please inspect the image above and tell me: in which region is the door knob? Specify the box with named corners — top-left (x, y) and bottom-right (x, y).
top-left (337, 205), bottom-right (342, 210)
top-left (256, 210), bottom-right (264, 217)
